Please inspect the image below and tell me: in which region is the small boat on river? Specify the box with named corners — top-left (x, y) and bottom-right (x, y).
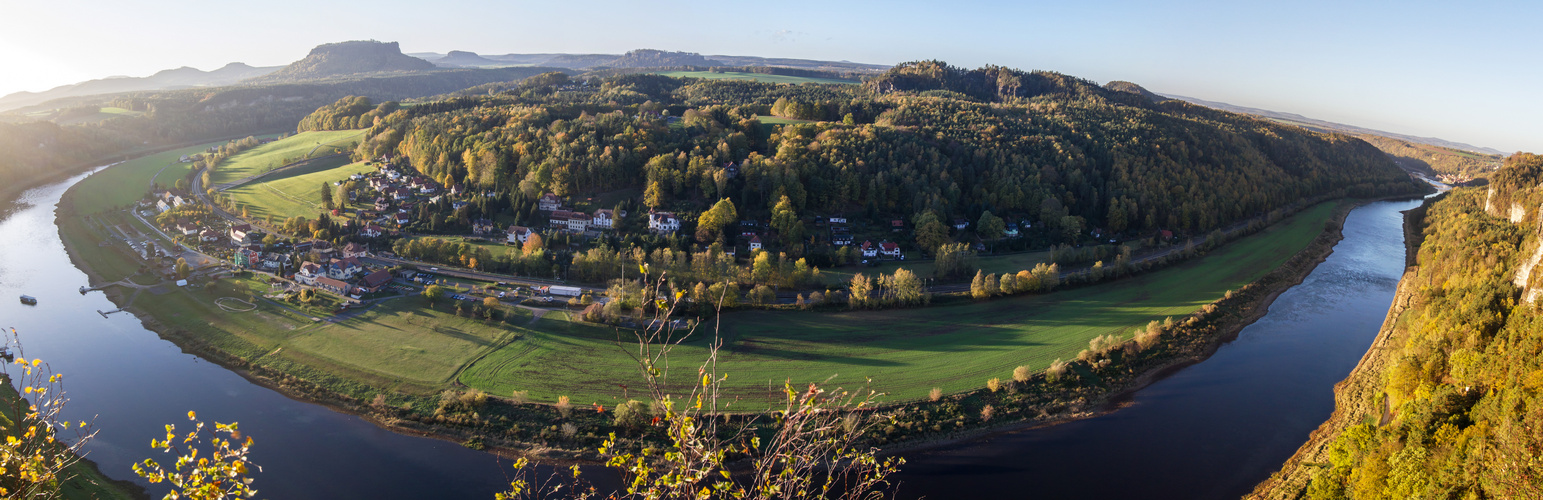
top-left (19, 295), bottom-right (37, 305)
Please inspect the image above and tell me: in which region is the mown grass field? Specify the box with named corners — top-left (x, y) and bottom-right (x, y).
top-left (653, 71), bottom-right (858, 85)
top-left (459, 202), bottom-right (1338, 406)
top-left (208, 130), bottom-right (363, 186)
top-left (68, 139), bottom-right (245, 215)
top-left (224, 157), bottom-right (371, 220)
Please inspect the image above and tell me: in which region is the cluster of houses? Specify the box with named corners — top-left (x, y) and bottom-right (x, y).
top-left (502, 193), bottom-right (632, 244)
top-left (859, 240), bottom-right (903, 260)
top-left (155, 191), bottom-right (193, 214)
top-left (293, 255), bottom-right (394, 297)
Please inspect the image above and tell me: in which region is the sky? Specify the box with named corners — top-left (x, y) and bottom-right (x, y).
top-left (0, 0), bottom-right (1538, 152)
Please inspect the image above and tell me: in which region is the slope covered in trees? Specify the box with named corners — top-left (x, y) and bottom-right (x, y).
top-left (348, 60), bottom-right (1422, 250)
top-left (1259, 153), bottom-right (1543, 499)
top-left (1360, 134), bottom-right (1503, 180)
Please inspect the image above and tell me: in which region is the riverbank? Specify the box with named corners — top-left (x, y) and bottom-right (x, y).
top-left (868, 195), bottom-right (1411, 457)
top-left (57, 190), bottom-right (1415, 467)
top-left (1243, 193), bottom-right (1443, 499)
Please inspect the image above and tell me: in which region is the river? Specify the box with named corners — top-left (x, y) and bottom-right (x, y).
top-left (889, 196), bottom-right (1431, 499)
top-left (0, 168), bottom-right (1429, 499)
top-left (1, 170), bottom-right (519, 499)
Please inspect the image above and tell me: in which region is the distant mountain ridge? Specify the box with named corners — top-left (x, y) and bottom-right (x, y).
top-left (256, 40), bottom-right (435, 81)
top-left (1160, 93), bottom-right (1506, 155)
top-left (406, 49), bottom-right (890, 72)
top-left (0, 62), bottom-right (278, 112)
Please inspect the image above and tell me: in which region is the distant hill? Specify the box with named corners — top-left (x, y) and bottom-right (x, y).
top-left (602, 49), bottom-right (719, 68)
top-left (0, 62), bottom-right (278, 112)
top-left (406, 49), bottom-right (890, 73)
top-left (1104, 81), bottom-right (1167, 103)
top-left (257, 40), bottom-right (435, 81)
top-left (1160, 93), bottom-right (1506, 156)
top-left (433, 51), bottom-right (510, 68)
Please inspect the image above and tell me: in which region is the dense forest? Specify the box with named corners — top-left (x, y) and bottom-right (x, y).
top-left (315, 61), bottom-right (1422, 257)
top-left (1298, 153), bottom-right (1543, 498)
top-left (1360, 134), bottom-right (1502, 180)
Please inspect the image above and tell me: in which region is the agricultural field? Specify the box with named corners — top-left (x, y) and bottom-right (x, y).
top-left (653, 71), bottom-right (858, 85)
top-left (224, 157), bottom-right (372, 220)
top-left (754, 115), bottom-right (817, 126)
top-left (208, 130), bottom-right (363, 186)
top-left (460, 202), bottom-right (1339, 406)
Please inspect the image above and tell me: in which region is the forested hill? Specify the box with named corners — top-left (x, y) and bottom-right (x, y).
top-left (1263, 153), bottom-right (1543, 498)
top-left (0, 66), bottom-right (560, 204)
top-left (310, 60), bottom-right (1424, 246)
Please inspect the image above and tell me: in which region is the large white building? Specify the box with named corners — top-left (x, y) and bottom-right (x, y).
top-left (648, 210), bottom-right (680, 233)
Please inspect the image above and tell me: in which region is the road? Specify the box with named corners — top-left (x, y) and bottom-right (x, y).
top-left (361, 255), bottom-right (607, 295)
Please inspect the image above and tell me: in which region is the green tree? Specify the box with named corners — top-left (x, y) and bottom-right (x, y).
top-left (422, 285), bottom-right (445, 307)
top-left (977, 211), bottom-right (1005, 239)
top-left (912, 211), bottom-right (951, 255)
top-left (319, 182), bottom-right (334, 211)
top-left (695, 198), bottom-right (738, 244)
top-left (175, 257), bottom-right (191, 280)
top-left (770, 195), bottom-right (804, 245)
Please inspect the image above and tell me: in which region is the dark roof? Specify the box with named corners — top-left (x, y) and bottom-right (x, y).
top-left (362, 270), bottom-right (393, 287)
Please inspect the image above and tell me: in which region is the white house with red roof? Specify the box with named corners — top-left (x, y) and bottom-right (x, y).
top-left (879, 241), bottom-right (901, 258)
top-left (538, 193), bottom-right (563, 211)
top-left (748, 235), bottom-right (763, 251)
top-left (860, 240), bottom-right (878, 258)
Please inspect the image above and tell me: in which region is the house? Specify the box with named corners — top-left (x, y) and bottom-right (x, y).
top-left (175, 223), bottom-right (198, 236)
top-left (471, 218), bottom-right (497, 235)
top-left (156, 200), bottom-right (172, 213)
top-left (860, 241), bottom-right (878, 258)
top-left (1160, 230), bottom-right (1174, 240)
top-left (748, 235), bottom-right (763, 252)
top-left (879, 241), bottom-right (901, 258)
top-left (328, 258), bottom-right (365, 280)
top-left (296, 262), bottom-right (324, 285)
top-left (359, 224), bottom-right (385, 238)
top-left (374, 197), bottom-right (390, 212)
top-left (342, 242), bottom-right (368, 258)
top-left (648, 210), bottom-right (680, 233)
top-left (546, 210), bottom-right (588, 233)
top-left (538, 193), bottom-right (563, 212)
top-left (591, 209), bottom-right (616, 230)
top-left (829, 216), bottom-right (847, 224)
top-left (313, 277), bottom-right (350, 295)
top-left (451, 201), bottom-right (470, 210)
top-left (449, 184), bottom-right (465, 196)
top-left (390, 188), bottom-right (412, 201)
top-left (359, 270), bottom-right (393, 293)
top-left (179, 155), bottom-right (192, 163)
top-left (394, 213), bottom-right (410, 226)
top-left (506, 225), bottom-right (532, 244)
top-left (891, 219), bottom-right (905, 232)
top-left (832, 233), bottom-right (853, 246)
top-left (199, 229), bottom-right (222, 242)
top-left (952, 218), bottom-right (969, 230)
top-left (1004, 223), bottom-right (1020, 237)
top-left (229, 224), bottom-right (253, 245)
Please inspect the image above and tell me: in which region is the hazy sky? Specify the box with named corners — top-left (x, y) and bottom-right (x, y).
top-left (1, 0), bottom-right (1537, 152)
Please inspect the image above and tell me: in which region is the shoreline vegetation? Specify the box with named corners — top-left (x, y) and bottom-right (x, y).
top-left (54, 145), bottom-right (1427, 463)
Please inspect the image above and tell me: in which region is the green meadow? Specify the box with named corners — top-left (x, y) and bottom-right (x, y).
top-left (459, 202), bottom-right (1338, 406)
top-left (208, 130), bottom-right (363, 186)
top-left (225, 157), bottom-right (373, 220)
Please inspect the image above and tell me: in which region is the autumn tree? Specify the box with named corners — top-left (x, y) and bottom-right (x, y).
top-left (770, 195), bottom-right (804, 244)
top-left (695, 198), bottom-right (738, 244)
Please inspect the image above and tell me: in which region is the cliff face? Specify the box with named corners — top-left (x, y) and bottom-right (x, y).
top-left (1252, 155), bottom-right (1543, 499)
top-left (1483, 153), bottom-right (1543, 303)
top-left (259, 40), bottom-right (435, 81)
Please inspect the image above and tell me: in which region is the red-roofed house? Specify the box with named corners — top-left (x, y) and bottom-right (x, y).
top-left (748, 235), bottom-right (762, 252)
top-left (359, 270), bottom-right (393, 293)
top-left (538, 193), bottom-right (562, 211)
top-left (860, 241), bottom-right (878, 258)
top-left (879, 241), bottom-right (901, 258)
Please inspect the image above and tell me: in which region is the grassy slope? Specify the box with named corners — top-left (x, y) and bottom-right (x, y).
top-left (207, 130), bottom-right (363, 186)
top-left (653, 71), bottom-right (858, 85)
top-left (461, 202), bottom-right (1339, 406)
top-left (224, 158), bottom-right (371, 220)
top-left (69, 141), bottom-right (226, 215)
